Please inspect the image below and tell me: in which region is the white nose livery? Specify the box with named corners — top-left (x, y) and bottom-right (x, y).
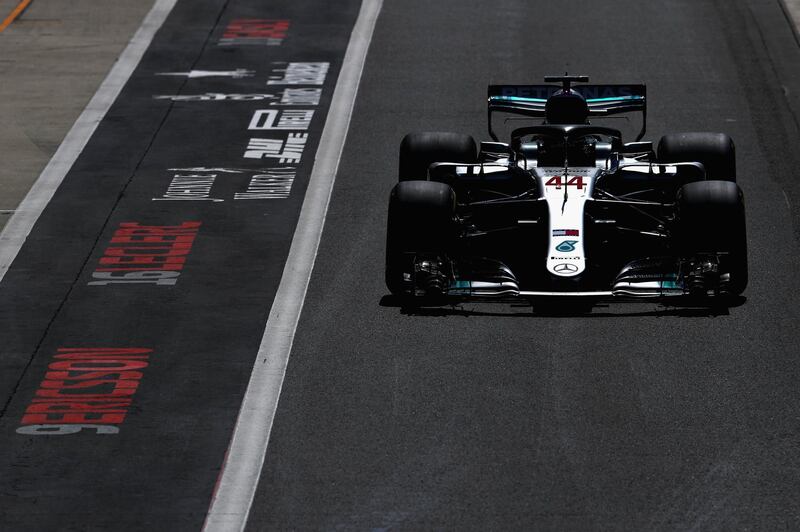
top-left (534, 167), bottom-right (599, 277)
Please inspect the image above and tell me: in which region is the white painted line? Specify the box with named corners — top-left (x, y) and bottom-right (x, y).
top-left (785, 0), bottom-right (800, 25)
top-left (202, 0), bottom-right (383, 530)
top-left (0, 0), bottom-right (178, 281)
top-left (782, 0), bottom-right (800, 41)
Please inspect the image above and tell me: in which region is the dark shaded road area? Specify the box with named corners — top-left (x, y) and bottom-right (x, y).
top-left (249, 0), bottom-right (800, 529)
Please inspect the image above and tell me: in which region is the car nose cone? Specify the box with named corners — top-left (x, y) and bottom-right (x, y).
top-left (554, 263), bottom-right (579, 274)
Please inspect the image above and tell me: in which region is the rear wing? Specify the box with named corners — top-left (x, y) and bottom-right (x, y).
top-left (487, 84), bottom-right (647, 141)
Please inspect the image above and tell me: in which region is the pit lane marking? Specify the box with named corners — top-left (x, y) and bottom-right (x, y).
top-left (202, 0), bottom-right (384, 530)
top-left (0, 0), bottom-right (32, 33)
top-left (782, 0), bottom-right (800, 44)
top-left (0, 0), bottom-right (178, 280)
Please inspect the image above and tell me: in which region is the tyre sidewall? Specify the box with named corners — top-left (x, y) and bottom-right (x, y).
top-left (675, 180), bottom-right (748, 294)
top-left (386, 181), bottom-right (456, 294)
top-left (399, 132), bottom-right (477, 181)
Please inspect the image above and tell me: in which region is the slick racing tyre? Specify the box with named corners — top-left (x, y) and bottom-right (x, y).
top-left (385, 180), bottom-right (456, 295)
top-left (658, 132), bottom-right (736, 182)
top-left (675, 180), bottom-right (748, 295)
top-left (399, 132), bottom-right (477, 181)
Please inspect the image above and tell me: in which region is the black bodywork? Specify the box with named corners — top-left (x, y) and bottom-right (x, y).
top-left (388, 76), bottom-right (747, 301)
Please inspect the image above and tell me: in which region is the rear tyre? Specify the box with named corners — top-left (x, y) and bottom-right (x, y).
top-left (658, 132), bottom-right (736, 182)
top-left (675, 180), bottom-right (748, 295)
top-left (399, 132), bottom-right (477, 181)
top-left (386, 180), bottom-right (456, 295)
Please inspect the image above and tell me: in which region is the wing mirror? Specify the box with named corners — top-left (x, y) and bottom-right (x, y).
top-left (480, 141), bottom-right (514, 156)
top-left (621, 141), bottom-right (654, 154)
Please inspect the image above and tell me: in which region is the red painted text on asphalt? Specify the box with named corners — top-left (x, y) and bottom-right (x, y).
top-left (219, 19), bottom-right (290, 46)
top-left (89, 221), bottom-right (201, 285)
top-left (16, 348), bottom-right (153, 435)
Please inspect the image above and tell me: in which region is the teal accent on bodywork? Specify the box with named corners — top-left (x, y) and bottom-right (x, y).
top-left (489, 95), bottom-right (547, 103)
top-left (555, 240), bottom-right (579, 253)
top-left (586, 95), bottom-right (645, 103)
top-left (489, 95), bottom-right (644, 104)
top-left (661, 280), bottom-right (681, 289)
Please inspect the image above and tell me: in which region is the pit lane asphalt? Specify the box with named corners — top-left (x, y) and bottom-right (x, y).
top-left (0, 0), bottom-right (360, 529)
top-left (246, 0), bottom-right (800, 529)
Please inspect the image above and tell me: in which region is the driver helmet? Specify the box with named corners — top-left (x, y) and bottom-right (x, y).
top-left (545, 89), bottom-right (589, 125)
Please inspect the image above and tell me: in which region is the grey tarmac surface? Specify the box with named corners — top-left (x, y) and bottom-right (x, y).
top-left (0, 0), bottom-right (155, 230)
top-left (248, 0), bottom-right (800, 529)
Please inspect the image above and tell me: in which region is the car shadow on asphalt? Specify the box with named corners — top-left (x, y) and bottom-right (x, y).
top-left (378, 295), bottom-right (747, 318)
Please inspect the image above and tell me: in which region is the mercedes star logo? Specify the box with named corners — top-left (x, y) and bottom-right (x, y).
top-left (554, 263), bottom-right (579, 274)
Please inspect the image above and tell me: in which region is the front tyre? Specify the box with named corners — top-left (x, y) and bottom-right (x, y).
top-left (385, 180), bottom-right (456, 296)
top-left (675, 180), bottom-right (748, 295)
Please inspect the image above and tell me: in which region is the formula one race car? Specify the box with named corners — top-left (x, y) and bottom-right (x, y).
top-left (385, 75), bottom-right (747, 302)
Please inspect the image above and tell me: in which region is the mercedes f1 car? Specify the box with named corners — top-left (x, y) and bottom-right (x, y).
top-left (385, 75), bottom-right (747, 302)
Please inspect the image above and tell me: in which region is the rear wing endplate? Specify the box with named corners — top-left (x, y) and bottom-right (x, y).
top-left (487, 84), bottom-right (647, 141)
